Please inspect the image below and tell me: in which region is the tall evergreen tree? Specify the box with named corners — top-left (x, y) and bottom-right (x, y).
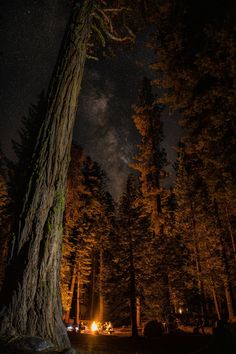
top-left (132, 77), bottom-right (167, 235)
top-left (0, 1), bottom-right (137, 348)
top-left (132, 77), bottom-right (175, 322)
top-left (0, 94), bottom-right (47, 290)
top-left (81, 157), bottom-right (115, 322)
top-left (108, 175), bottom-right (151, 336)
top-left (10, 91), bottom-right (47, 225)
top-left (61, 147), bottom-right (114, 324)
top-left (174, 146), bottom-right (236, 323)
top-left (151, 0), bottom-right (236, 321)
top-left (61, 144), bottom-right (86, 322)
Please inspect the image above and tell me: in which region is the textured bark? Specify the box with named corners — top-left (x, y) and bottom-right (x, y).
top-left (190, 202), bottom-right (207, 323)
top-left (206, 257), bottom-right (222, 321)
top-left (99, 249), bottom-right (104, 322)
top-left (225, 203), bottom-right (236, 264)
top-left (90, 254), bottom-right (96, 320)
top-left (211, 283), bottom-right (221, 321)
top-left (136, 297), bottom-right (141, 327)
top-left (224, 284), bottom-right (235, 320)
top-left (0, 0), bottom-right (95, 349)
top-left (64, 265), bottom-right (77, 323)
top-left (214, 200), bottom-right (236, 320)
top-left (75, 275), bottom-right (80, 324)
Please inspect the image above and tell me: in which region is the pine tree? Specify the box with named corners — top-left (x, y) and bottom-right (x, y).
top-left (131, 77), bottom-right (176, 322)
top-left (61, 144), bottom-right (86, 322)
top-left (61, 147), bottom-right (115, 324)
top-left (81, 157), bottom-right (115, 322)
top-left (108, 175), bottom-right (151, 336)
top-left (0, 93), bottom-right (47, 289)
top-left (96, 191), bottom-right (115, 322)
top-left (0, 1), bottom-right (137, 347)
top-left (10, 91), bottom-right (47, 229)
top-left (151, 0), bottom-right (236, 321)
top-left (0, 2), bottom-right (95, 347)
top-left (174, 146), bottom-right (235, 323)
top-left (132, 77), bottom-right (167, 234)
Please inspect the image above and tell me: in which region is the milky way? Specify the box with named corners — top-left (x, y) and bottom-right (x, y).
top-left (74, 64), bottom-right (140, 200)
top-left (0, 0), bottom-right (180, 200)
top-left (73, 34), bottom-right (159, 200)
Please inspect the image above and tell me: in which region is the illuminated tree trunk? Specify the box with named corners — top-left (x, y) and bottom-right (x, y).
top-left (190, 202), bottom-right (208, 323)
top-left (76, 273), bottom-right (80, 325)
top-left (64, 264), bottom-right (77, 323)
top-left (136, 297), bottom-right (141, 327)
top-left (212, 285), bottom-right (221, 321)
top-left (214, 200), bottom-right (236, 320)
top-left (225, 203), bottom-right (236, 263)
top-left (90, 254), bottom-right (96, 320)
top-left (224, 284), bottom-right (235, 320)
top-left (206, 257), bottom-right (222, 321)
top-left (0, 0), bottom-right (95, 349)
top-left (99, 248), bottom-right (104, 322)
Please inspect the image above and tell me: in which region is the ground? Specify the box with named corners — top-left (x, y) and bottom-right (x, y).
top-left (68, 331), bottom-right (213, 354)
top-left (0, 327), bottom-right (234, 353)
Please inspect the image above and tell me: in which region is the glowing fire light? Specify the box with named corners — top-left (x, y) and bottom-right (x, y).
top-left (91, 321), bottom-right (98, 332)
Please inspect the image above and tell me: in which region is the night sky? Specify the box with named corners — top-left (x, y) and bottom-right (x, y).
top-left (0, 0), bottom-right (181, 199)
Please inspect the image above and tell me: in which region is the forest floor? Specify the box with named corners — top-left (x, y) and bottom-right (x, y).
top-left (68, 329), bottom-right (234, 354)
top-left (0, 329), bottom-right (234, 354)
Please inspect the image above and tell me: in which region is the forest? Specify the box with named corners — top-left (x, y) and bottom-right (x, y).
top-left (0, 0), bottom-right (236, 353)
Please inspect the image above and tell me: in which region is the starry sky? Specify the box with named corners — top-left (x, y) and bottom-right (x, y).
top-left (0, 0), bottom-right (181, 200)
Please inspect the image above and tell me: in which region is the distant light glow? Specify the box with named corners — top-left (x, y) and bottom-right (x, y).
top-left (91, 321), bottom-right (98, 332)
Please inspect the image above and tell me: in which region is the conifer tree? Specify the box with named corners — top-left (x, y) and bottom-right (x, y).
top-left (132, 77), bottom-right (175, 322)
top-left (0, 94), bottom-right (47, 290)
top-left (132, 77), bottom-right (167, 234)
top-left (97, 191), bottom-right (115, 322)
top-left (81, 157), bottom-right (115, 322)
top-left (108, 175), bottom-right (151, 335)
top-left (0, 1), bottom-right (138, 347)
top-left (174, 146), bottom-right (235, 323)
top-left (61, 147), bottom-right (114, 324)
top-left (9, 92), bottom-right (47, 225)
top-left (61, 144), bottom-right (86, 322)
top-left (152, 0), bottom-right (236, 321)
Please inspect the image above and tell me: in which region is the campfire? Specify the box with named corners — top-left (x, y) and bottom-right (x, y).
top-left (91, 321), bottom-right (99, 333)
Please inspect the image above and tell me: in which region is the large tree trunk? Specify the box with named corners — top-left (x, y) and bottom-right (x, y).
top-left (0, 0), bottom-right (95, 349)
